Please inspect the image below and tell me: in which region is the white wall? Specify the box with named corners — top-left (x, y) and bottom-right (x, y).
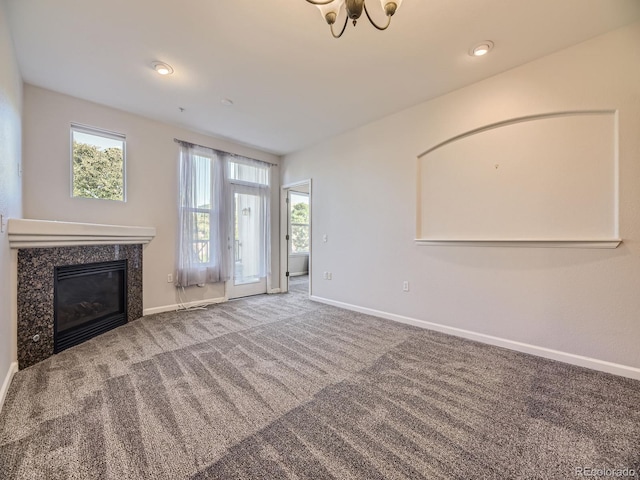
top-left (283, 22), bottom-right (640, 372)
top-left (0, 0), bottom-right (23, 403)
top-left (22, 85), bottom-right (281, 311)
top-left (289, 255), bottom-right (309, 275)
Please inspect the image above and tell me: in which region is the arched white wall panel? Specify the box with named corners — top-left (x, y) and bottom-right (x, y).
top-left (417, 111), bottom-right (619, 247)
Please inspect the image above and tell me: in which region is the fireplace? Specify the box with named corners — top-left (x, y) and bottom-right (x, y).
top-left (54, 260), bottom-right (128, 353)
top-left (10, 219), bottom-right (154, 368)
top-left (16, 244), bottom-right (145, 368)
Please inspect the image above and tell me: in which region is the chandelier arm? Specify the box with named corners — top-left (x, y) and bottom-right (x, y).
top-left (305, 0), bottom-right (334, 4)
top-left (330, 14), bottom-right (349, 38)
top-left (363, 2), bottom-right (392, 30)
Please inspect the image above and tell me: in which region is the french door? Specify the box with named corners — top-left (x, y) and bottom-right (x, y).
top-left (227, 184), bottom-right (267, 299)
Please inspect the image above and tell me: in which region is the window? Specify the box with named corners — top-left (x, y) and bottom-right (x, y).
top-left (176, 142), bottom-right (271, 288)
top-left (290, 192), bottom-right (309, 254)
top-left (228, 159), bottom-right (269, 186)
top-left (177, 146), bottom-right (223, 287)
top-left (71, 124), bottom-right (125, 201)
top-left (188, 153), bottom-right (215, 264)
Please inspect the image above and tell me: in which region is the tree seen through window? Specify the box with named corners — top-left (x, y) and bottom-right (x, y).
top-left (290, 193), bottom-right (309, 253)
top-left (71, 126), bottom-right (125, 201)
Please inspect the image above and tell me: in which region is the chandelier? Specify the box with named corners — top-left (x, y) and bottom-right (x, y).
top-left (306, 0), bottom-right (404, 38)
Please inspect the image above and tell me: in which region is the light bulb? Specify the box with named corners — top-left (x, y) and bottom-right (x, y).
top-left (152, 62), bottom-right (174, 75)
top-left (469, 41), bottom-right (494, 57)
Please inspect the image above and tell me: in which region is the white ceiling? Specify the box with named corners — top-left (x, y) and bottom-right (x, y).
top-left (6, 0), bottom-right (640, 155)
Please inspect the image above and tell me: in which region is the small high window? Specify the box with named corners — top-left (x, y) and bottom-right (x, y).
top-left (71, 124), bottom-right (126, 201)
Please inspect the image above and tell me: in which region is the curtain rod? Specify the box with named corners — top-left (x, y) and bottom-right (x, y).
top-left (173, 138), bottom-right (276, 166)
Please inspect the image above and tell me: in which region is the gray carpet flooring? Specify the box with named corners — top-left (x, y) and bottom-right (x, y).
top-left (1, 275), bottom-right (639, 479)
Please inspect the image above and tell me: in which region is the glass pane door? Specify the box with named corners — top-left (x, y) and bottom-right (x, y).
top-left (228, 187), bottom-right (267, 298)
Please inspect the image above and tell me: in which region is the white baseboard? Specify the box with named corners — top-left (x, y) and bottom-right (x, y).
top-left (310, 295), bottom-right (640, 381)
top-left (0, 362), bottom-right (18, 415)
top-left (268, 288), bottom-right (282, 294)
top-left (143, 297), bottom-right (226, 316)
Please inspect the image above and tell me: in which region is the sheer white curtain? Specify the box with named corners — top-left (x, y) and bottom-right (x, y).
top-left (224, 154), bottom-right (271, 281)
top-left (176, 143), bottom-right (230, 287)
top-left (176, 143), bottom-right (271, 288)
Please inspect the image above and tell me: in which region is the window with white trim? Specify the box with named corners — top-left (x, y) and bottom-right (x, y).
top-left (71, 124), bottom-right (125, 201)
top-left (187, 152), bottom-right (215, 265)
top-left (290, 192), bottom-right (309, 254)
top-left (176, 142), bottom-right (272, 288)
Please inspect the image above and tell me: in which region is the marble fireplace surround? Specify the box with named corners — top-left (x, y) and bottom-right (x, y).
top-left (8, 219), bottom-right (156, 369)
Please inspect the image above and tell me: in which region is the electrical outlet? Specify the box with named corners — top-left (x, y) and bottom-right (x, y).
top-left (167, 273), bottom-right (173, 283)
top-left (403, 281), bottom-right (409, 292)
top-left (323, 271), bottom-right (328, 280)
top-left (323, 234), bottom-right (328, 243)
top-left (327, 272), bottom-right (332, 280)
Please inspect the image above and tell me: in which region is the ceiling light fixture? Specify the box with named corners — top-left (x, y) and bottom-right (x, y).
top-left (152, 61), bottom-right (174, 75)
top-left (306, 0), bottom-right (403, 38)
top-left (470, 41), bottom-right (494, 57)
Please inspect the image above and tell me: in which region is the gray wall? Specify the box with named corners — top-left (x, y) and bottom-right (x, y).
top-left (0, 0), bottom-right (23, 401)
top-left (289, 255), bottom-right (309, 275)
top-left (282, 22), bottom-right (640, 373)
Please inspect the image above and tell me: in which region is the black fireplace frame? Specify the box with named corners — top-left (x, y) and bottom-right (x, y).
top-left (53, 259), bottom-right (128, 353)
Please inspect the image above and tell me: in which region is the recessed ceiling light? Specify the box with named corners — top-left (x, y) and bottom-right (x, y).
top-left (152, 61), bottom-right (174, 75)
top-left (469, 41), bottom-right (494, 57)
top-left (221, 98), bottom-right (234, 106)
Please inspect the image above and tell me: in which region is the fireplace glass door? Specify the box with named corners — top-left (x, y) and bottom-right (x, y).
top-left (54, 260), bottom-right (127, 352)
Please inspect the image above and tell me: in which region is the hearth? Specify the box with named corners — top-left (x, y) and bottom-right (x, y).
top-left (54, 260), bottom-right (128, 353)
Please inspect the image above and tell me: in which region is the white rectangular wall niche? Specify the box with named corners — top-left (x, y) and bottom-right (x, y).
top-left (416, 111), bottom-right (620, 248)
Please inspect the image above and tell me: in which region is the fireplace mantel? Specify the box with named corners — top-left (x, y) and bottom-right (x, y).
top-left (8, 219), bottom-right (153, 368)
top-left (8, 219), bottom-right (156, 248)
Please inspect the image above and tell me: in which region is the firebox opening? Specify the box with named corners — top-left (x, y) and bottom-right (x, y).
top-left (54, 260), bottom-right (128, 353)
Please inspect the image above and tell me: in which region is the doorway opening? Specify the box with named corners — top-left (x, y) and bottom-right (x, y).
top-left (281, 180), bottom-right (312, 296)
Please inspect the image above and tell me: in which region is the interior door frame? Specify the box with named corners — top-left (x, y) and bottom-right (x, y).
top-left (280, 179), bottom-right (312, 297)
